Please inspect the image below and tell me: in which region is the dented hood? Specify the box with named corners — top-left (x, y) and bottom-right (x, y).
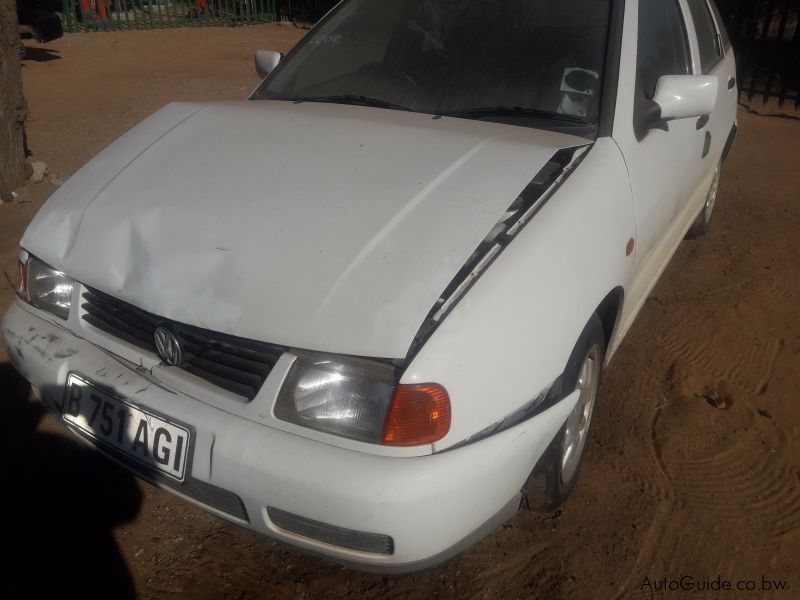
top-left (22, 101), bottom-right (585, 358)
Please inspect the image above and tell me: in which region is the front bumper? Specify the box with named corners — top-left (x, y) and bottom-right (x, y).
top-left (2, 300), bottom-right (577, 571)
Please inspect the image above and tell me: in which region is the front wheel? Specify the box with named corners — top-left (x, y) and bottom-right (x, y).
top-left (523, 314), bottom-right (605, 512)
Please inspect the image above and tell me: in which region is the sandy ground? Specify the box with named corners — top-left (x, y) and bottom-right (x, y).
top-left (1, 24), bottom-right (799, 599)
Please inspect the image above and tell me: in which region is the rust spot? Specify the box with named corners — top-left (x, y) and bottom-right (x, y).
top-left (135, 359), bottom-right (149, 377)
top-left (626, 238), bottom-right (635, 257)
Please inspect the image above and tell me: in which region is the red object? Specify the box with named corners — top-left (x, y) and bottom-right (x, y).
top-left (80, 0), bottom-right (110, 21)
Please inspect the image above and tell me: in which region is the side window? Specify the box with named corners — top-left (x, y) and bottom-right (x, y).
top-left (637, 0), bottom-right (691, 100)
top-left (687, 0), bottom-right (724, 72)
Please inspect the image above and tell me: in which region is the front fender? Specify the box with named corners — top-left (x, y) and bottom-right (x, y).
top-left (403, 138), bottom-right (635, 450)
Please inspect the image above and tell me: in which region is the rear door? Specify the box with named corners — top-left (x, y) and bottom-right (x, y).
top-left (686, 0), bottom-right (738, 163)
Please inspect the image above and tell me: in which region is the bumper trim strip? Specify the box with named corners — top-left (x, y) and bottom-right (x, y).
top-left (267, 507), bottom-right (394, 555)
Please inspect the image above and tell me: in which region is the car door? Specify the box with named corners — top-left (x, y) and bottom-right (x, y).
top-left (684, 0), bottom-right (738, 190)
top-left (612, 0), bottom-right (705, 328)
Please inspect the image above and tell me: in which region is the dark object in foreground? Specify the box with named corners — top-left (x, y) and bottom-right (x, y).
top-left (17, 0), bottom-right (63, 44)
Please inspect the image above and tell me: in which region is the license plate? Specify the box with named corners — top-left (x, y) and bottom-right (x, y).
top-left (63, 374), bottom-right (190, 482)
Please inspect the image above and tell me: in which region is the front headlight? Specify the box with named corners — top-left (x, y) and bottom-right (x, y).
top-left (18, 250), bottom-right (74, 320)
top-left (275, 351), bottom-right (451, 446)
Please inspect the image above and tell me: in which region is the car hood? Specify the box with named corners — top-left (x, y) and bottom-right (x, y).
top-left (23, 101), bottom-right (587, 358)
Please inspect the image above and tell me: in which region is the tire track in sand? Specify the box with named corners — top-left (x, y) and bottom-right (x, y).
top-left (656, 302), bottom-right (781, 397)
top-left (652, 386), bottom-right (800, 538)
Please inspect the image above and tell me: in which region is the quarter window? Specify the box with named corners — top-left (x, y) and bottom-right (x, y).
top-left (687, 0), bottom-right (724, 72)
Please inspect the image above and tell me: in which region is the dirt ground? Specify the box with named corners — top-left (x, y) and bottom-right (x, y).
top-left (2, 24), bottom-right (799, 599)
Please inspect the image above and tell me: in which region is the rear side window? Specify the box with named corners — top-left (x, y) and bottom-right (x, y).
top-left (637, 0), bottom-right (691, 99)
top-left (687, 0), bottom-right (724, 72)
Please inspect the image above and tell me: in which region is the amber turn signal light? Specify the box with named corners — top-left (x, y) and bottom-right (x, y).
top-left (381, 383), bottom-right (451, 446)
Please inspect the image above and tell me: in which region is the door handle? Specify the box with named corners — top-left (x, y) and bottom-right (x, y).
top-left (696, 114), bottom-right (710, 129)
top-left (728, 76), bottom-right (736, 90)
top-left (702, 132), bottom-right (712, 158)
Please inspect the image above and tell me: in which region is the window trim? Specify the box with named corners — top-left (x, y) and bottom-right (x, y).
top-left (675, 2), bottom-right (694, 78)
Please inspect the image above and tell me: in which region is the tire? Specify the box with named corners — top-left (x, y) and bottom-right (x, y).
top-left (523, 314), bottom-right (606, 512)
top-left (686, 162), bottom-right (721, 239)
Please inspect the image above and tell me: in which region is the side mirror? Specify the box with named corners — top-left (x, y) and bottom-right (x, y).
top-left (255, 50), bottom-right (282, 79)
top-left (654, 75), bottom-right (718, 121)
top-left (636, 75), bottom-right (718, 139)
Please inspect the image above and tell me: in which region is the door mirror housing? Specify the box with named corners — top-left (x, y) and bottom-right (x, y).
top-left (255, 50), bottom-right (282, 79)
top-left (636, 75), bottom-right (719, 139)
top-left (654, 75), bottom-right (718, 121)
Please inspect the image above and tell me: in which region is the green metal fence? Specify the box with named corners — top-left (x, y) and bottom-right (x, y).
top-left (718, 0), bottom-right (800, 109)
top-left (61, 0), bottom-right (279, 32)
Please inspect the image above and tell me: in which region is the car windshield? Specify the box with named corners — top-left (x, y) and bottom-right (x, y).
top-left (252, 0), bottom-right (613, 129)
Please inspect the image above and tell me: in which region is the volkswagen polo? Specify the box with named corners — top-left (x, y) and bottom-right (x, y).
top-left (2, 0), bottom-right (737, 571)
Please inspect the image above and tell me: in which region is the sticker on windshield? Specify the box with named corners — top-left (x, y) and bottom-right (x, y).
top-left (560, 68), bottom-right (599, 96)
top-left (558, 68), bottom-right (600, 118)
top-left (310, 34), bottom-right (343, 45)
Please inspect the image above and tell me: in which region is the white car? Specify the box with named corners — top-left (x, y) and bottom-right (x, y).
top-left (3, 0), bottom-right (736, 572)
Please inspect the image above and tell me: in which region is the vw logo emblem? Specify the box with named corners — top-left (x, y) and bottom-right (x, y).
top-left (154, 326), bottom-right (182, 366)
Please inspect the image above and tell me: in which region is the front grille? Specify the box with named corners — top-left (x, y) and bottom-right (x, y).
top-left (81, 288), bottom-right (283, 400)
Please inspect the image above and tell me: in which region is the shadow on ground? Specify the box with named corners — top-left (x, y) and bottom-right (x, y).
top-left (0, 363), bottom-right (142, 598)
top-left (21, 46), bottom-right (61, 62)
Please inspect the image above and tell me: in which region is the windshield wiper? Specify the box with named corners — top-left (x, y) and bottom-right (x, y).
top-left (288, 95), bottom-right (412, 112)
top-left (437, 106), bottom-right (590, 125)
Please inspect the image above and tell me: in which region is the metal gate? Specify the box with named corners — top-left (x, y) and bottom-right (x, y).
top-left (59, 0), bottom-right (340, 32)
top-left (61, 0), bottom-right (278, 31)
top-left (717, 0), bottom-right (799, 109)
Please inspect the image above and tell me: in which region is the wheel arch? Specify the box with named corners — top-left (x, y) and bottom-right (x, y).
top-left (595, 286), bottom-right (625, 359)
